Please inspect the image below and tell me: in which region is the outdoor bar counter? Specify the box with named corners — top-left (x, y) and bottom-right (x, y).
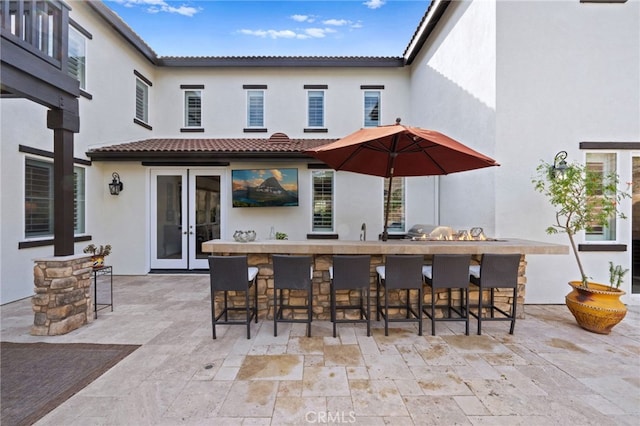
top-left (202, 238), bottom-right (568, 321)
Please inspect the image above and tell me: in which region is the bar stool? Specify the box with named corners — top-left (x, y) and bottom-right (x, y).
top-left (376, 255), bottom-right (424, 336)
top-left (273, 255), bottom-right (314, 337)
top-left (422, 254), bottom-right (471, 336)
top-left (329, 255), bottom-right (371, 337)
top-left (208, 256), bottom-right (259, 339)
top-left (468, 254), bottom-right (521, 335)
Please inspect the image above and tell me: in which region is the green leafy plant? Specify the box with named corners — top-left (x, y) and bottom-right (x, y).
top-left (83, 244), bottom-right (112, 257)
top-left (532, 160), bottom-right (629, 287)
top-left (608, 262), bottom-right (629, 290)
top-left (275, 232), bottom-right (288, 240)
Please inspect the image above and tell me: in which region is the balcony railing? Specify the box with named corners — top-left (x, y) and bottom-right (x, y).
top-left (0, 0), bottom-right (69, 69)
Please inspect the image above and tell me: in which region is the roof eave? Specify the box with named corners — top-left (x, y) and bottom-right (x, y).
top-left (85, 1), bottom-right (158, 65)
top-left (86, 150), bottom-right (317, 162)
top-left (403, 0), bottom-right (451, 65)
top-left (157, 56), bottom-right (405, 68)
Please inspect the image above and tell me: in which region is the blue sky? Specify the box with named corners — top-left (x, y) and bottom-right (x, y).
top-left (105, 0), bottom-right (431, 57)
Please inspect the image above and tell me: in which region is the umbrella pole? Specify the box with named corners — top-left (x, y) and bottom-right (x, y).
top-left (382, 174), bottom-right (393, 242)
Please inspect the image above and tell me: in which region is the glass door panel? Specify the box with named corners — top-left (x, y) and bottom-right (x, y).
top-left (151, 170), bottom-right (188, 269)
top-left (633, 156), bottom-right (639, 294)
top-left (189, 172), bottom-right (221, 269)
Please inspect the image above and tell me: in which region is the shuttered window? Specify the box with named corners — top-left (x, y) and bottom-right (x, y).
top-left (247, 90), bottom-right (264, 127)
top-left (308, 91), bottom-right (324, 127)
top-left (585, 152), bottom-right (617, 241)
top-left (25, 159), bottom-right (85, 238)
top-left (184, 90), bottom-right (202, 127)
top-left (383, 177), bottom-right (405, 232)
top-left (67, 26), bottom-right (86, 90)
top-left (135, 78), bottom-right (149, 123)
top-left (364, 91), bottom-right (380, 127)
top-left (312, 171), bottom-right (334, 232)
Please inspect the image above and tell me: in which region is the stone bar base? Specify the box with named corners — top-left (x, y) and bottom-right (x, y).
top-left (213, 254), bottom-right (527, 321)
top-left (31, 254), bottom-right (94, 336)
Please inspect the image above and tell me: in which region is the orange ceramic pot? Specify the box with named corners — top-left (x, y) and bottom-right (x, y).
top-left (565, 281), bottom-right (627, 335)
top-left (91, 255), bottom-right (105, 268)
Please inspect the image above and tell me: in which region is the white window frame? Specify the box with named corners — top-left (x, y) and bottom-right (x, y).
top-left (364, 91), bottom-right (380, 127)
top-left (585, 152), bottom-right (619, 242)
top-left (383, 177), bottom-right (406, 233)
top-left (311, 170), bottom-right (334, 232)
top-left (24, 157), bottom-right (86, 239)
top-left (246, 90), bottom-right (265, 128)
top-left (307, 90), bottom-right (325, 128)
top-left (135, 78), bottom-right (149, 123)
top-left (184, 90), bottom-right (202, 128)
top-left (68, 26), bottom-right (86, 90)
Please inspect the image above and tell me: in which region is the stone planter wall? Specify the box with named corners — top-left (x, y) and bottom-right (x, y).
top-left (213, 254), bottom-right (527, 321)
top-left (31, 255), bottom-right (94, 336)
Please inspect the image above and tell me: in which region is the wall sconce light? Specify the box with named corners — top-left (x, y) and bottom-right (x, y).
top-left (550, 151), bottom-right (568, 179)
top-left (109, 172), bottom-right (124, 195)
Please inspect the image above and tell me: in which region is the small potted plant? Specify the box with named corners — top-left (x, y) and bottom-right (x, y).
top-left (608, 262), bottom-right (629, 291)
top-left (532, 154), bottom-right (630, 334)
top-left (83, 244), bottom-right (112, 268)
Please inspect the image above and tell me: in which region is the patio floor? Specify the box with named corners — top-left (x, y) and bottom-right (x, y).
top-left (1, 274), bottom-right (639, 425)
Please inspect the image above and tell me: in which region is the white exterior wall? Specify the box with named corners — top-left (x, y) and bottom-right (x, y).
top-left (407, 0), bottom-right (639, 304)
top-left (408, 0), bottom-right (498, 235)
top-left (0, 2), bottom-right (421, 303)
top-left (496, 0), bottom-right (639, 304)
top-left (152, 67), bottom-right (409, 139)
top-left (0, 1), bottom-right (157, 302)
top-left (2, 0), bottom-right (637, 305)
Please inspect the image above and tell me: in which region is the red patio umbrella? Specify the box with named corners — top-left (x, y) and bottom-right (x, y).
top-left (306, 119), bottom-right (499, 240)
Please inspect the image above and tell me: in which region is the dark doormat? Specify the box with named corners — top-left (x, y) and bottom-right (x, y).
top-left (1, 342), bottom-right (140, 426)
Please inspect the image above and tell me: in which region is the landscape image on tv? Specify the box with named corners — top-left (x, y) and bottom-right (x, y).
top-left (232, 168), bottom-right (299, 207)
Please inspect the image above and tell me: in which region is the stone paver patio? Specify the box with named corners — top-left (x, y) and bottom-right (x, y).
top-left (1, 274), bottom-right (638, 425)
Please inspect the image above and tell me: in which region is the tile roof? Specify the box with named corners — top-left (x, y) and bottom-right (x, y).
top-left (86, 134), bottom-right (337, 161)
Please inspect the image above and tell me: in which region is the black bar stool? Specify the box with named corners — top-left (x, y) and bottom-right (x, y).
top-left (208, 256), bottom-right (259, 339)
top-left (422, 254), bottom-right (471, 336)
top-left (469, 254), bottom-right (521, 335)
top-left (376, 255), bottom-right (424, 336)
top-left (329, 255), bottom-right (371, 337)
top-left (273, 255), bottom-right (314, 337)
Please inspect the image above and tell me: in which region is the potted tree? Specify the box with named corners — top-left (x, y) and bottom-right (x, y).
top-left (83, 244), bottom-right (112, 268)
top-left (532, 153), bottom-right (630, 334)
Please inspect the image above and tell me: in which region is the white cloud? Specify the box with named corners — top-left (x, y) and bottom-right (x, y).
top-left (239, 29), bottom-right (304, 40)
top-left (363, 0), bottom-right (385, 9)
top-left (291, 14), bottom-right (315, 23)
top-left (323, 19), bottom-right (349, 27)
top-left (112, 0), bottom-right (199, 17)
top-left (305, 28), bottom-right (328, 38)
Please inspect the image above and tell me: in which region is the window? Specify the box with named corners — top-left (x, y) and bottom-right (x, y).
top-left (383, 177), bottom-right (405, 232)
top-left (312, 171), bottom-right (334, 232)
top-left (308, 91), bottom-right (324, 128)
top-left (585, 152), bottom-right (617, 241)
top-left (247, 90), bottom-right (264, 128)
top-left (364, 91), bottom-right (380, 127)
top-left (135, 78), bottom-right (149, 123)
top-left (184, 90), bottom-right (201, 127)
top-left (68, 26), bottom-right (86, 90)
top-left (25, 159), bottom-right (85, 238)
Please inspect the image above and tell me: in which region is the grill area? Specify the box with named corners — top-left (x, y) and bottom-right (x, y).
top-left (406, 224), bottom-right (497, 241)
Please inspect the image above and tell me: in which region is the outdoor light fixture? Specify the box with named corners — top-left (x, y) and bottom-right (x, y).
top-left (108, 172), bottom-right (124, 195)
top-left (550, 151), bottom-right (568, 179)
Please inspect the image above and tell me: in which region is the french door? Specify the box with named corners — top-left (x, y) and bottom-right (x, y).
top-left (150, 169), bottom-right (223, 269)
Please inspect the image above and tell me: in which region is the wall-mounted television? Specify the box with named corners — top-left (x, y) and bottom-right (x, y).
top-left (232, 168), bottom-right (299, 207)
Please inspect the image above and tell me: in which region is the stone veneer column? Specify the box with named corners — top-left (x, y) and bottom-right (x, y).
top-left (31, 254), bottom-right (94, 336)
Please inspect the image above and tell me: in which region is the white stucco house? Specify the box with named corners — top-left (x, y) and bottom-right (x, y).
top-left (1, 0), bottom-right (638, 306)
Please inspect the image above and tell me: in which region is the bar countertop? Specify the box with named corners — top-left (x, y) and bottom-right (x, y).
top-left (202, 238), bottom-right (569, 255)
